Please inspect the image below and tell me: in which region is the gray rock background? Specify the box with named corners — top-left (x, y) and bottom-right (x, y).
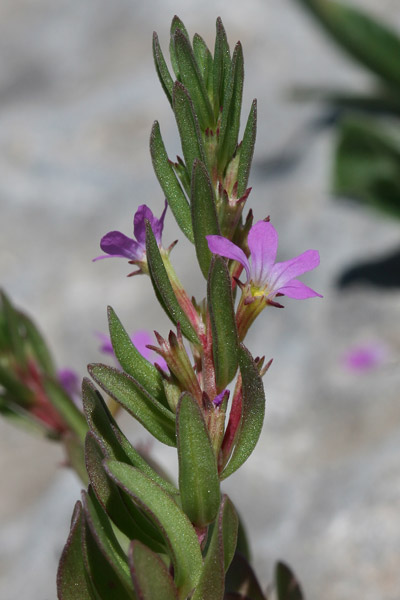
top-left (1, 0), bottom-right (400, 598)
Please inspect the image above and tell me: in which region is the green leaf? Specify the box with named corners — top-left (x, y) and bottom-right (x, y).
top-left (88, 364), bottom-right (176, 447)
top-left (64, 433), bottom-right (87, 485)
top-left (191, 159), bottom-right (220, 278)
top-left (0, 364), bottom-right (34, 406)
top-left (275, 561), bottom-right (304, 600)
top-left (225, 552), bottom-right (266, 600)
top-left (129, 540), bottom-right (178, 600)
top-left (145, 221), bottom-right (199, 345)
top-left (221, 345), bottom-right (265, 479)
top-left (193, 33), bottom-right (214, 98)
top-left (237, 99), bottom-right (257, 198)
top-left (105, 460), bottom-right (203, 599)
top-left (43, 378), bottom-right (87, 443)
top-left (82, 379), bottom-right (178, 495)
top-left (57, 502), bottom-right (95, 599)
top-left (208, 256), bottom-right (239, 389)
top-left (296, 0), bottom-right (400, 91)
top-left (153, 31), bottom-right (174, 106)
top-left (173, 29), bottom-right (214, 130)
top-left (213, 17), bottom-right (231, 120)
top-left (334, 117), bottom-right (400, 219)
top-left (82, 487), bottom-right (133, 594)
top-left (173, 81), bottom-right (207, 178)
top-left (150, 121), bottom-right (194, 242)
top-left (0, 291), bottom-right (26, 366)
top-left (218, 42), bottom-right (244, 173)
top-left (107, 306), bottom-right (167, 405)
top-left (192, 495), bottom-right (238, 600)
top-left (19, 311), bottom-right (56, 375)
top-left (177, 393), bottom-right (220, 526)
top-left (169, 16), bottom-right (190, 79)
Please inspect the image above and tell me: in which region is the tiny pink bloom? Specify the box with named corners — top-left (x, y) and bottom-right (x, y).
top-left (213, 389), bottom-right (230, 407)
top-left (207, 221), bottom-right (322, 301)
top-left (342, 342), bottom-right (388, 372)
top-left (58, 368), bottom-right (81, 408)
top-left (93, 201), bottom-right (167, 262)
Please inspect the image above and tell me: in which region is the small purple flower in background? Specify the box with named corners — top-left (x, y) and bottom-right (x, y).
top-left (207, 220), bottom-right (321, 302)
top-left (97, 330), bottom-right (168, 372)
top-left (58, 368), bottom-right (81, 407)
top-left (93, 201), bottom-right (167, 273)
top-left (342, 342), bottom-right (388, 373)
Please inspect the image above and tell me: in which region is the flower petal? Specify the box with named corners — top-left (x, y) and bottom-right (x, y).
top-left (277, 278), bottom-right (322, 299)
top-left (206, 235), bottom-right (250, 280)
top-left (269, 249), bottom-right (320, 291)
top-left (97, 231), bottom-right (144, 261)
top-left (247, 221), bottom-right (278, 285)
top-left (134, 201), bottom-right (167, 247)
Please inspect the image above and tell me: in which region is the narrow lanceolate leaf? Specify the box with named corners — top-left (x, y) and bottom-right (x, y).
top-left (213, 17), bottom-right (231, 120)
top-left (152, 31), bottom-right (174, 106)
top-left (82, 379), bottom-right (178, 495)
top-left (208, 256), bottom-right (239, 389)
top-left (82, 488), bottom-right (133, 594)
top-left (225, 553), bottom-right (266, 600)
top-left (145, 221), bottom-right (199, 345)
top-left (105, 460), bottom-right (203, 599)
top-left (193, 33), bottom-right (214, 98)
top-left (85, 433), bottom-right (166, 554)
top-left (169, 15), bottom-right (190, 79)
top-left (19, 311), bottom-right (56, 375)
top-left (150, 121), bottom-right (194, 242)
top-left (0, 291), bottom-right (26, 366)
top-left (173, 81), bottom-right (207, 177)
top-left (88, 364), bottom-right (176, 447)
top-left (43, 378), bottom-right (87, 443)
top-left (296, 0), bottom-right (400, 91)
top-left (129, 540), bottom-right (178, 600)
top-left (177, 393), bottom-right (220, 526)
top-left (191, 159), bottom-right (220, 278)
top-left (218, 42), bottom-right (244, 172)
top-left (192, 495), bottom-right (238, 600)
top-left (108, 306), bottom-right (167, 405)
top-left (221, 345), bottom-right (265, 479)
top-left (173, 29), bottom-right (214, 130)
top-left (275, 561), bottom-right (304, 600)
top-left (237, 99), bottom-right (257, 198)
top-left (57, 501), bottom-right (94, 600)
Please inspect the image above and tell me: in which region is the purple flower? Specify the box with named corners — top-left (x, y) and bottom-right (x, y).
top-left (58, 368), bottom-right (81, 407)
top-left (213, 389), bottom-right (230, 408)
top-left (342, 342), bottom-right (388, 373)
top-left (207, 220), bottom-right (322, 301)
top-left (93, 201), bottom-right (167, 266)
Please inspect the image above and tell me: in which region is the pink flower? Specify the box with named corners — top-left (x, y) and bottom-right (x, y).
top-left (342, 342), bottom-right (388, 373)
top-left (207, 220), bottom-right (321, 301)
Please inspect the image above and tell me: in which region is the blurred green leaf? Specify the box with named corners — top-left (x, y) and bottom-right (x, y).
top-left (0, 364), bottom-right (34, 406)
top-left (208, 256), bottom-right (239, 389)
top-left (218, 42), bottom-right (244, 173)
top-left (107, 306), bottom-right (167, 406)
top-left (173, 81), bottom-right (207, 178)
top-left (213, 17), bottom-right (231, 120)
top-left (105, 460), bottom-right (203, 599)
top-left (237, 99), bottom-right (257, 198)
top-left (334, 117), bottom-right (400, 219)
top-left (177, 392), bottom-right (220, 526)
top-left (88, 364), bottom-right (176, 447)
top-left (82, 379), bottom-right (178, 495)
top-left (64, 433), bottom-right (87, 484)
top-left (173, 29), bottom-right (214, 130)
top-left (0, 291), bottom-right (26, 367)
top-left (43, 378), bottom-right (87, 443)
top-left (291, 86), bottom-right (400, 116)
top-left (225, 553), bottom-right (266, 600)
top-left (153, 31), bottom-right (174, 106)
top-left (145, 221), bottom-right (199, 345)
top-left (192, 495), bottom-right (238, 600)
top-left (191, 159), bottom-right (220, 278)
top-left (129, 540), bottom-right (178, 600)
top-left (221, 345), bottom-right (265, 480)
top-left (296, 0), bottom-right (400, 91)
top-left (150, 121), bottom-right (194, 243)
top-left (275, 561), bottom-right (304, 600)
top-left (57, 501), bottom-right (95, 600)
top-left (19, 311), bottom-right (56, 375)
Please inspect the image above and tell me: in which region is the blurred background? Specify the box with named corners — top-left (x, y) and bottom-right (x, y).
top-left (1, 0), bottom-right (400, 598)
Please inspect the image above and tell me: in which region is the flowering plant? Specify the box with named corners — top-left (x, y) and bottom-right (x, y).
top-left (1, 16), bottom-right (321, 599)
